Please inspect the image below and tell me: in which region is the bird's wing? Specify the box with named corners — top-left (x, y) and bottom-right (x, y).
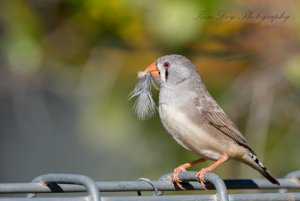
top-left (195, 97), bottom-right (255, 153)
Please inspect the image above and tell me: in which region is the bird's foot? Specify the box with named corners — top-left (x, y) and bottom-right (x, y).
top-left (172, 165), bottom-right (187, 190)
top-left (171, 158), bottom-right (206, 190)
top-left (196, 167), bottom-right (210, 190)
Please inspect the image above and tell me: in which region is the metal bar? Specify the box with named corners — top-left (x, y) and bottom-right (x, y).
top-left (0, 193), bottom-right (300, 201)
top-left (283, 170), bottom-right (300, 179)
top-left (0, 177), bottom-right (299, 194)
top-left (103, 193), bottom-right (300, 201)
top-left (104, 193), bottom-right (300, 201)
top-left (0, 171), bottom-right (299, 196)
top-left (0, 171), bottom-right (299, 201)
top-left (279, 170), bottom-right (300, 193)
top-left (0, 198), bottom-right (87, 201)
top-left (27, 174), bottom-right (100, 201)
top-left (159, 172), bottom-right (229, 201)
top-left (204, 173), bottom-right (228, 201)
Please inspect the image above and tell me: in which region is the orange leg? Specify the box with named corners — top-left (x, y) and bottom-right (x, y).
top-left (196, 154), bottom-right (229, 189)
top-left (172, 158), bottom-right (206, 189)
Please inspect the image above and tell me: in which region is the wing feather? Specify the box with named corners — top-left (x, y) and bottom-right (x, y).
top-left (195, 96), bottom-right (255, 153)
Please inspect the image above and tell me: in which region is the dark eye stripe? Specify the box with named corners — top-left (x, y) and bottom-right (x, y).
top-left (165, 68), bottom-right (169, 80)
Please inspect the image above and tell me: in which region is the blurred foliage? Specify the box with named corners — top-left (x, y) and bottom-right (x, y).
top-left (0, 0), bottom-right (300, 183)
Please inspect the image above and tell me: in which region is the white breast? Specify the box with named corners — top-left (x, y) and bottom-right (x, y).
top-left (159, 104), bottom-right (224, 160)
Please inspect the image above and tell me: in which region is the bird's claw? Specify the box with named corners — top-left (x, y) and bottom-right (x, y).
top-left (173, 180), bottom-right (185, 190)
top-left (196, 168), bottom-right (209, 190)
top-left (172, 166), bottom-right (186, 190)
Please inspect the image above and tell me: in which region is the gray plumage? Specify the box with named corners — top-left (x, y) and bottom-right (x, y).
top-left (139, 54), bottom-right (279, 185)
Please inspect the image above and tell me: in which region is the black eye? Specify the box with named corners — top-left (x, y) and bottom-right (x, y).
top-left (163, 62), bottom-right (170, 69)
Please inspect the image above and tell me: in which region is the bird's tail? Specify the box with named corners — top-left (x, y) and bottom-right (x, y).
top-left (245, 152), bottom-right (280, 185)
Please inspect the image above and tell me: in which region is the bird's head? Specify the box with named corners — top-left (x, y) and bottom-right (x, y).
top-left (144, 54), bottom-right (197, 86)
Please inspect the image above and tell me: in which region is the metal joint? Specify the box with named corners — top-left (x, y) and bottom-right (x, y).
top-left (27, 174), bottom-right (100, 201)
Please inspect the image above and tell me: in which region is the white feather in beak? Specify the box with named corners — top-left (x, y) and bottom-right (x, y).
top-left (128, 71), bottom-right (157, 120)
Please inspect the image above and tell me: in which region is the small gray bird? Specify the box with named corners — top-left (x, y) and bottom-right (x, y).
top-left (141, 54), bottom-right (279, 188)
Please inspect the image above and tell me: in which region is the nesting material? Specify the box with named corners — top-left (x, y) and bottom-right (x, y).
top-left (129, 71), bottom-right (156, 120)
top-left (137, 71), bottom-right (148, 78)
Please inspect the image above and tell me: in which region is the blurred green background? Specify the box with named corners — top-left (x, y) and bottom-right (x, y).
top-left (0, 0), bottom-right (299, 182)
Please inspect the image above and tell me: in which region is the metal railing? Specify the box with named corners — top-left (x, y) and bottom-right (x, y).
top-left (0, 170), bottom-right (299, 201)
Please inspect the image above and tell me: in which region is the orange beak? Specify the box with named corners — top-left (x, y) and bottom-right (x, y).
top-left (144, 62), bottom-right (160, 78)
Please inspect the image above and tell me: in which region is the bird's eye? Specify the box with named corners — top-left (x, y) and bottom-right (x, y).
top-left (163, 62), bottom-right (170, 69)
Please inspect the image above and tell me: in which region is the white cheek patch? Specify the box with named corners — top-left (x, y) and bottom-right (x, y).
top-left (160, 70), bottom-right (166, 83)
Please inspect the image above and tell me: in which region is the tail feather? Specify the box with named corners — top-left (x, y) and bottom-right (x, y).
top-left (248, 153), bottom-right (280, 185)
